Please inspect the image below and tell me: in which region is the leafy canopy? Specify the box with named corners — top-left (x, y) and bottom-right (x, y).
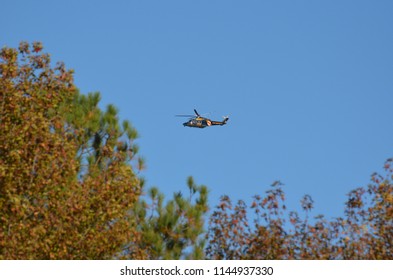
top-left (0, 42), bottom-right (144, 259)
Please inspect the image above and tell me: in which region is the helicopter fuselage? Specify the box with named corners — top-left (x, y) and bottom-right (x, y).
top-left (183, 117), bottom-right (211, 128)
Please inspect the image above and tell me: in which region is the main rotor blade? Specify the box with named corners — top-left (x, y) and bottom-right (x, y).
top-left (175, 115), bottom-right (195, 117)
top-left (194, 109), bottom-right (200, 116)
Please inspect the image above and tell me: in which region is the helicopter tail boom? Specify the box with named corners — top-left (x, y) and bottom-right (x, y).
top-left (210, 116), bottom-right (229, 126)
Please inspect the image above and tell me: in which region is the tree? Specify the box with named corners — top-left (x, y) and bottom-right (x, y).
top-left (0, 42), bottom-right (144, 259)
top-left (206, 161), bottom-right (393, 259)
top-left (128, 177), bottom-right (209, 259)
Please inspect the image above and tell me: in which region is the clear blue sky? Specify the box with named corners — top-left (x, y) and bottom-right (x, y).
top-left (2, 0), bottom-right (393, 219)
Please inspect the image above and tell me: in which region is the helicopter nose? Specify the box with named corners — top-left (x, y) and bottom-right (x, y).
top-left (183, 122), bottom-right (187, 126)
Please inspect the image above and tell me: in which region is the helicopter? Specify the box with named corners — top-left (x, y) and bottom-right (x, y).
top-left (176, 109), bottom-right (229, 128)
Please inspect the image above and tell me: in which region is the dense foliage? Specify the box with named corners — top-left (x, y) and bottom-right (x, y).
top-left (1, 42), bottom-right (392, 259)
top-left (130, 177), bottom-right (208, 260)
top-left (0, 42), bottom-right (144, 259)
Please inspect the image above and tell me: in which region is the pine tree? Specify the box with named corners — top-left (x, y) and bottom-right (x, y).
top-left (129, 177), bottom-right (209, 259)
